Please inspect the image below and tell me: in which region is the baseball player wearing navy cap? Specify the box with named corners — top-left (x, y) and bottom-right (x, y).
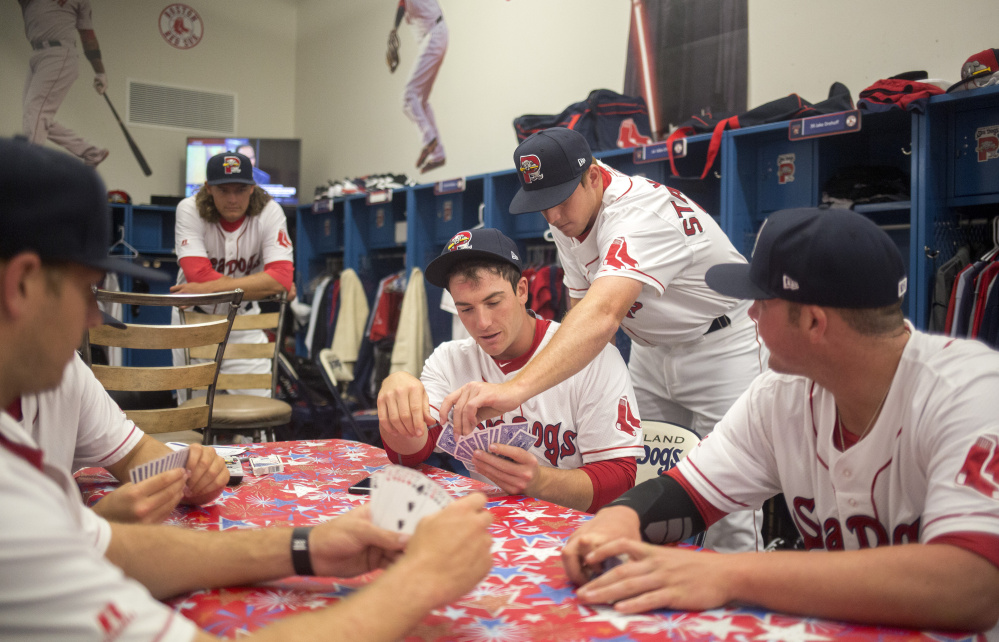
top-left (0, 136), bottom-right (230, 524)
top-left (379, 228), bottom-right (644, 512)
top-left (443, 127), bottom-right (768, 552)
top-left (563, 208), bottom-right (999, 637)
top-left (0, 135), bottom-right (493, 641)
top-left (171, 150), bottom-right (295, 400)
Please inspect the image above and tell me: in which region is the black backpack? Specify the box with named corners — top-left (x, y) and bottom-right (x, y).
top-left (665, 82), bottom-right (854, 179)
top-left (514, 89), bottom-right (654, 152)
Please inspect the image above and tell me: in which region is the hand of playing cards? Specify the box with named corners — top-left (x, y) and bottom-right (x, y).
top-left (435, 421), bottom-right (534, 468)
top-left (369, 465), bottom-right (452, 535)
top-left (129, 447), bottom-right (190, 484)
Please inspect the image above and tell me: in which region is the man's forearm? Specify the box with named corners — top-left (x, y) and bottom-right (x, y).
top-left (202, 272), bottom-right (287, 300)
top-left (107, 524), bottom-right (294, 599)
top-left (246, 557), bottom-right (448, 642)
top-left (531, 467), bottom-right (594, 512)
top-left (78, 29), bottom-right (104, 73)
top-left (103, 434), bottom-right (171, 483)
top-left (507, 277), bottom-right (639, 402)
top-left (725, 544), bottom-right (999, 632)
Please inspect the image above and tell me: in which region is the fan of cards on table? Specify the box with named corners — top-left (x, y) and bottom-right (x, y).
top-left (435, 421), bottom-right (533, 467)
top-left (369, 465), bottom-right (452, 534)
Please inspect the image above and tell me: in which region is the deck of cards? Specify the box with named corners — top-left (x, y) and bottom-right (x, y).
top-left (369, 465), bottom-right (452, 535)
top-left (435, 421), bottom-right (534, 467)
top-left (128, 447), bottom-right (190, 484)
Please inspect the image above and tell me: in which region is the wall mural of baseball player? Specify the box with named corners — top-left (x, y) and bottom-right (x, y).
top-left (17, 0), bottom-right (109, 166)
top-left (386, 0), bottom-right (448, 174)
top-left (442, 128), bottom-right (769, 553)
top-left (562, 208), bottom-right (999, 638)
top-left (377, 229), bottom-right (645, 513)
top-left (171, 151), bottom-right (295, 400)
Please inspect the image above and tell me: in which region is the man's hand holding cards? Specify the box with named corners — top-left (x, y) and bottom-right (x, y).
top-left (369, 465), bottom-right (453, 535)
top-left (436, 421), bottom-right (534, 468)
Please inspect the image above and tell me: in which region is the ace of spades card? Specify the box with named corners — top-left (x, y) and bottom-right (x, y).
top-left (369, 465), bottom-right (452, 535)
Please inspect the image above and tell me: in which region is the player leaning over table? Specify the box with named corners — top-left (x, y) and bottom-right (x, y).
top-left (170, 150), bottom-right (295, 399)
top-left (441, 127), bottom-right (768, 552)
top-left (562, 208), bottom-right (999, 636)
top-left (377, 228), bottom-right (644, 513)
top-left (0, 137), bottom-right (493, 641)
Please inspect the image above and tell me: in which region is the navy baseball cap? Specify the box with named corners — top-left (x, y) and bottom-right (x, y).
top-left (705, 208), bottom-right (907, 308)
top-left (424, 228), bottom-right (523, 288)
top-left (0, 137), bottom-right (168, 282)
top-left (205, 151), bottom-right (256, 185)
top-left (509, 127), bottom-right (593, 215)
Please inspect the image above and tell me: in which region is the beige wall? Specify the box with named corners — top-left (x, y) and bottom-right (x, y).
top-left (746, 0), bottom-right (995, 107)
top-left (2, 0), bottom-right (298, 203)
top-left (1, 0), bottom-right (995, 205)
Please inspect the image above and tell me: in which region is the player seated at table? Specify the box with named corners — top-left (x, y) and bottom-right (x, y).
top-left (562, 208), bottom-right (999, 636)
top-left (170, 149), bottom-right (295, 399)
top-left (9, 349), bottom-right (229, 524)
top-left (0, 136), bottom-right (494, 641)
top-left (377, 228), bottom-right (644, 513)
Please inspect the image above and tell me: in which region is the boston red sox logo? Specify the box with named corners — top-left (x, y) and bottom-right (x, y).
top-left (519, 155), bottom-right (543, 184)
top-left (603, 237), bottom-right (639, 270)
top-left (956, 434), bottom-right (999, 499)
top-left (617, 118), bottom-right (653, 148)
top-left (615, 397), bottom-right (640, 436)
top-left (277, 230), bottom-right (292, 249)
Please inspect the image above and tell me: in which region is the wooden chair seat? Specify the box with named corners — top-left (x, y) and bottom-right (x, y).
top-left (180, 395), bottom-right (292, 427)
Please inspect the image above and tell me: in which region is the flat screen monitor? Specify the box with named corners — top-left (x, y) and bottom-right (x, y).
top-left (185, 137), bottom-right (301, 206)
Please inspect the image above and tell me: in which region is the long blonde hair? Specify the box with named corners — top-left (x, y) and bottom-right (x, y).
top-left (195, 185), bottom-right (272, 223)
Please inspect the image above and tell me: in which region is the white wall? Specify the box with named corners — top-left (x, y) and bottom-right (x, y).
top-left (1, 0), bottom-right (996, 205)
top-left (1, 0), bottom-right (299, 204)
top-left (747, 0), bottom-right (995, 107)
top-left (294, 0), bottom-right (632, 198)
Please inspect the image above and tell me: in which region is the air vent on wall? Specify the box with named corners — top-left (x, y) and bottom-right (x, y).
top-left (127, 80), bottom-right (236, 134)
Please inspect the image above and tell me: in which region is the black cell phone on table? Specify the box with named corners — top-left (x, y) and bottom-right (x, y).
top-left (347, 475), bottom-right (372, 495)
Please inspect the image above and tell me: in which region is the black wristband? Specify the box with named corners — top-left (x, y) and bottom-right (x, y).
top-left (290, 526), bottom-right (314, 576)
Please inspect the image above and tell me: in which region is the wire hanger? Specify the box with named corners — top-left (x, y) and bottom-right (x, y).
top-left (107, 225), bottom-right (139, 258)
top-left (983, 216), bottom-right (999, 262)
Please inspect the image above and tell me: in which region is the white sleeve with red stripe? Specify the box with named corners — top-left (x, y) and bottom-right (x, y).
top-left (24, 354), bottom-right (143, 475)
top-left (173, 195), bottom-right (209, 262)
top-left (0, 416), bottom-right (196, 641)
top-left (258, 200), bottom-right (295, 266)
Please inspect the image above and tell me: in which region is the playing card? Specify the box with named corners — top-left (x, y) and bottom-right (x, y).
top-left (499, 421), bottom-right (528, 444)
top-left (436, 422), bottom-right (458, 456)
top-left (369, 465), bottom-right (452, 534)
top-left (129, 447), bottom-right (190, 484)
top-left (505, 425), bottom-right (536, 451)
top-left (473, 429), bottom-right (491, 452)
top-left (454, 437), bottom-right (475, 463)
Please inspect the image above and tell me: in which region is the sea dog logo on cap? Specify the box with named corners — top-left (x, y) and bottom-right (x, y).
top-left (519, 154), bottom-right (543, 184)
top-left (222, 156), bottom-right (243, 175)
top-left (446, 231), bottom-right (472, 252)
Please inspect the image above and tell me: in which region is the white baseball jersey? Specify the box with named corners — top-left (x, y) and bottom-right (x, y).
top-left (174, 195), bottom-right (294, 315)
top-left (20, 0), bottom-right (103, 159)
top-left (22, 353), bottom-right (143, 475)
top-left (421, 316), bottom-right (644, 483)
top-left (0, 413), bottom-right (196, 641)
top-left (400, 0), bottom-right (447, 163)
top-left (555, 160), bottom-right (749, 347)
top-left (21, 0), bottom-right (92, 43)
top-left (676, 327), bottom-right (999, 552)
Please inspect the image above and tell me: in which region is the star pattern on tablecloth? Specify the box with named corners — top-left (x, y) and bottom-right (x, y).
top-left (524, 583), bottom-right (577, 605)
top-left (461, 586), bottom-right (535, 617)
top-left (579, 605), bottom-right (660, 631)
